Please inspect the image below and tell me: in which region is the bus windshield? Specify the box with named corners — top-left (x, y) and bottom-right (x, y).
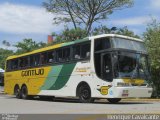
top-left (112, 38), bottom-right (146, 52)
top-left (113, 51), bottom-right (150, 80)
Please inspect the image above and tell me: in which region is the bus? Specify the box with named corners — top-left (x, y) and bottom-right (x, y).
top-left (4, 34), bottom-right (153, 103)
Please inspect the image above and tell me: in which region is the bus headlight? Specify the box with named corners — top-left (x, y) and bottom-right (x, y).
top-left (117, 82), bottom-right (130, 87)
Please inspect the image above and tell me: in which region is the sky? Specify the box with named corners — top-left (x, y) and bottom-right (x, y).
top-left (0, 0), bottom-right (160, 50)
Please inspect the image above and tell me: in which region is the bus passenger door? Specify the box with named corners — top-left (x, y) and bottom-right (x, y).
top-left (101, 53), bottom-right (113, 82)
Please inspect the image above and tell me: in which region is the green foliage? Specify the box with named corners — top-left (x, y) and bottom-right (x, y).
top-left (50, 26), bottom-right (139, 44)
top-left (51, 28), bottom-right (87, 44)
top-left (116, 26), bottom-right (140, 38)
top-left (143, 19), bottom-right (160, 98)
top-left (14, 39), bottom-right (47, 54)
top-left (92, 26), bottom-right (140, 38)
top-left (0, 48), bottom-right (13, 69)
top-left (43, 0), bottom-right (133, 34)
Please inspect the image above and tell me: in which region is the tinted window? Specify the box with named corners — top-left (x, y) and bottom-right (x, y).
top-left (48, 51), bottom-right (56, 63)
top-left (11, 59), bottom-right (18, 70)
top-left (95, 37), bottom-right (111, 51)
top-left (63, 48), bottom-right (71, 61)
top-left (35, 54), bottom-right (40, 66)
top-left (30, 54), bottom-right (40, 67)
top-left (81, 43), bottom-right (90, 59)
top-left (30, 55), bottom-right (35, 67)
top-left (19, 57), bottom-right (29, 68)
top-left (56, 49), bottom-right (63, 62)
top-left (112, 38), bottom-right (146, 52)
top-left (40, 52), bottom-right (47, 65)
top-left (73, 45), bottom-right (81, 59)
top-left (73, 42), bottom-right (91, 60)
top-left (6, 60), bottom-right (11, 71)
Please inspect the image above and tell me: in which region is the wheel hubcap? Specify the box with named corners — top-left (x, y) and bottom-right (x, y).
top-left (81, 89), bottom-right (89, 100)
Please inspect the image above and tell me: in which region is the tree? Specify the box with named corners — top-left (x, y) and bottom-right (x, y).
top-left (52, 27), bottom-right (87, 44)
top-left (143, 19), bottom-right (160, 98)
top-left (49, 26), bottom-right (139, 45)
top-left (43, 0), bottom-right (133, 34)
top-left (92, 26), bottom-right (140, 38)
top-left (2, 40), bottom-right (11, 49)
top-left (0, 48), bottom-right (13, 69)
top-left (15, 39), bottom-right (47, 54)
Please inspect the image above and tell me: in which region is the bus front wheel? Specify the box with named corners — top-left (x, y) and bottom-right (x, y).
top-left (107, 98), bottom-right (121, 104)
top-left (78, 84), bottom-right (93, 103)
top-left (21, 85), bottom-right (29, 99)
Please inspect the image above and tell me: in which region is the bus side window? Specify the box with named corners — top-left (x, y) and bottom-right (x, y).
top-left (95, 38), bottom-right (111, 51)
top-left (19, 58), bottom-right (23, 68)
top-left (48, 51), bottom-right (56, 63)
top-left (40, 52), bottom-right (47, 65)
top-left (30, 54), bottom-right (40, 67)
top-left (56, 49), bottom-right (63, 62)
top-left (35, 54), bottom-right (40, 66)
top-left (6, 60), bottom-right (11, 71)
top-left (81, 43), bottom-right (90, 59)
top-left (73, 45), bottom-right (80, 59)
top-left (11, 59), bottom-right (18, 70)
top-left (30, 56), bottom-right (35, 67)
top-left (19, 57), bottom-right (29, 68)
top-left (63, 48), bottom-right (71, 61)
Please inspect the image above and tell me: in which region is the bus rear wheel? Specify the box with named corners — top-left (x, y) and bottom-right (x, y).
top-left (78, 84), bottom-right (92, 103)
top-left (21, 85), bottom-right (29, 99)
top-left (107, 98), bottom-right (121, 104)
top-left (14, 86), bottom-right (21, 99)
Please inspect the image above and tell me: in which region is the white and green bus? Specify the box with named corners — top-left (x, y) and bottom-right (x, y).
top-left (5, 34), bottom-right (152, 103)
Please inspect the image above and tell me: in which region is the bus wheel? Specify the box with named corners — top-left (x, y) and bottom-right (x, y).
top-left (21, 85), bottom-right (29, 99)
top-left (14, 85), bottom-right (21, 99)
top-left (78, 84), bottom-right (92, 103)
top-left (107, 98), bottom-right (121, 104)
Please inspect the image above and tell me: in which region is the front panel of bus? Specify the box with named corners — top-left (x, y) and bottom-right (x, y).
top-left (94, 36), bottom-right (153, 98)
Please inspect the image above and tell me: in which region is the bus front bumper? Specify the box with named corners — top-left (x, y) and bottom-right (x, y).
top-left (111, 87), bottom-right (153, 98)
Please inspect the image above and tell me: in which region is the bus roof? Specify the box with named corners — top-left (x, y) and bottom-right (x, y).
top-left (89, 34), bottom-right (143, 42)
top-left (7, 34), bottom-right (143, 60)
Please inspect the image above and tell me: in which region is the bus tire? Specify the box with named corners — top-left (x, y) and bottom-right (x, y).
top-left (107, 98), bottom-right (121, 104)
top-left (21, 85), bottom-right (29, 100)
top-left (14, 85), bottom-right (21, 99)
top-left (77, 84), bottom-right (92, 103)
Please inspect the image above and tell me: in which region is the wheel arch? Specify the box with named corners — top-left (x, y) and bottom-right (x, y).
top-left (14, 84), bottom-right (20, 94)
top-left (14, 84), bottom-right (20, 89)
top-left (76, 81), bottom-right (91, 97)
top-left (21, 84), bottom-right (27, 89)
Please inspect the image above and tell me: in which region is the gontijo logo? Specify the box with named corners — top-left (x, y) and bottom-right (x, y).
top-left (21, 68), bottom-right (44, 77)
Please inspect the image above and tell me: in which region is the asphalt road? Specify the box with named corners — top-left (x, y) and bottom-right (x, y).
top-left (0, 93), bottom-right (160, 114)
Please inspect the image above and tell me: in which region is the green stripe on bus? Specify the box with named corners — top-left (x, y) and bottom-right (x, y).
top-left (40, 65), bottom-right (63, 90)
top-left (61, 38), bottom-right (89, 47)
top-left (49, 63), bottom-right (76, 90)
